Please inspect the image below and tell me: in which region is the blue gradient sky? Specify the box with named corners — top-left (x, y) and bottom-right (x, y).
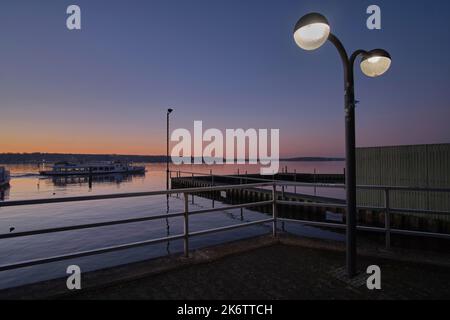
top-left (0, 0), bottom-right (449, 157)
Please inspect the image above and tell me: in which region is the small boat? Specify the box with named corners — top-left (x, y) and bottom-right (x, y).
top-left (39, 161), bottom-right (146, 176)
top-left (0, 167), bottom-right (10, 187)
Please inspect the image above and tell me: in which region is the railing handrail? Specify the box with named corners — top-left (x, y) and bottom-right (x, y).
top-left (0, 200), bottom-right (274, 240)
top-left (0, 182), bottom-right (274, 208)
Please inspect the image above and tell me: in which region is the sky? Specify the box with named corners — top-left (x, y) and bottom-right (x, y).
top-left (0, 0), bottom-right (449, 157)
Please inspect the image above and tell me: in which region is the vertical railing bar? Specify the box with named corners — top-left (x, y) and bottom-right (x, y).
top-left (184, 192), bottom-right (189, 257)
top-left (384, 188), bottom-right (391, 249)
top-left (273, 183), bottom-right (278, 237)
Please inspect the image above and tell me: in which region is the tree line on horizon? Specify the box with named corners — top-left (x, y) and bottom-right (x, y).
top-left (0, 153), bottom-right (344, 164)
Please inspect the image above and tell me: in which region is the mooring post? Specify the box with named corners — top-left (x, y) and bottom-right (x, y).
top-left (272, 184), bottom-right (278, 237)
top-left (168, 170), bottom-right (172, 197)
top-left (183, 193), bottom-right (189, 257)
top-left (384, 188), bottom-right (391, 249)
top-left (176, 170), bottom-right (180, 198)
top-left (239, 176), bottom-right (244, 219)
top-left (211, 169), bottom-right (215, 208)
top-left (294, 169), bottom-right (297, 194)
top-left (314, 168), bottom-right (317, 196)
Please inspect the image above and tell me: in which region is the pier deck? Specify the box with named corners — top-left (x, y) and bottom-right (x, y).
top-left (2, 235), bottom-right (449, 300)
top-left (63, 238), bottom-right (450, 300)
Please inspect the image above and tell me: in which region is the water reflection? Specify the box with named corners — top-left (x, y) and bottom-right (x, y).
top-left (46, 173), bottom-right (145, 188)
top-left (3, 162), bottom-right (345, 201)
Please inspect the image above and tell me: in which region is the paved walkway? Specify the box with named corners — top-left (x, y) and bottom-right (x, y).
top-left (70, 244), bottom-right (450, 300)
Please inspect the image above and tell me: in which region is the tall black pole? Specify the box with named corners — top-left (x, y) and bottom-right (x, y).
top-left (166, 111), bottom-right (170, 192)
top-left (328, 34), bottom-right (364, 278)
top-left (344, 64), bottom-right (357, 278)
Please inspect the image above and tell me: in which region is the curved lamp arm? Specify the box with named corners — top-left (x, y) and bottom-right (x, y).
top-left (328, 33), bottom-right (350, 88)
top-left (328, 34), bottom-right (367, 89)
top-left (349, 49), bottom-right (368, 87)
top-left (327, 33), bottom-right (368, 110)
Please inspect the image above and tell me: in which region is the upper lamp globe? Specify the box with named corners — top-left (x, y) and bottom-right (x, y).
top-left (293, 13), bottom-right (330, 51)
top-left (360, 49), bottom-right (392, 77)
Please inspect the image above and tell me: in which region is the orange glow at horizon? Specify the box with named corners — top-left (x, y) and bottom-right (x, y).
top-left (0, 116), bottom-right (345, 157)
top-left (0, 132), bottom-right (166, 155)
top-left (0, 132), bottom-right (341, 158)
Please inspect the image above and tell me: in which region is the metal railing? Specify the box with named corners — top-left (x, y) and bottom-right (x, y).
top-left (171, 170), bottom-right (450, 249)
top-left (0, 182), bottom-right (274, 272)
top-left (0, 178), bottom-right (449, 273)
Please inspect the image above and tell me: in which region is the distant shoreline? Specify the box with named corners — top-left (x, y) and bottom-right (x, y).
top-left (0, 153), bottom-right (344, 164)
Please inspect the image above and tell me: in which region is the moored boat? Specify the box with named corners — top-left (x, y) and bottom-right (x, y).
top-left (39, 161), bottom-right (146, 176)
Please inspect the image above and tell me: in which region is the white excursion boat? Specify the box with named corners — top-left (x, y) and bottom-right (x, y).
top-left (0, 167), bottom-right (11, 187)
top-left (39, 161), bottom-right (146, 176)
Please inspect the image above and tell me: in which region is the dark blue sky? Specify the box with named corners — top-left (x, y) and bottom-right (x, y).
top-left (1, 0), bottom-right (449, 156)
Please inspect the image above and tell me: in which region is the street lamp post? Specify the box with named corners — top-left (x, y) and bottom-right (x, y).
top-left (293, 13), bottom-right (391, 277)
top-left (166, 108), bottom-right (174, 192)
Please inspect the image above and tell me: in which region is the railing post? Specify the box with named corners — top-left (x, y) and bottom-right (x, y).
top-left (272, 184), bottom-right (278, 237)
top-left (384, 188), bottom-right (391, 249)
top-left (183, 193), bottom-right (189, 257)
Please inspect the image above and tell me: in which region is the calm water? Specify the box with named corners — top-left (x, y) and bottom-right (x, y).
top-left (0, 162), bottom-right (345, 289)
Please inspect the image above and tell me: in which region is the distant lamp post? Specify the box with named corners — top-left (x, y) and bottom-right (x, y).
top-left (166, 108), bottom-right (174, 192)
top-left (293, 12), bottom-right (391, 277)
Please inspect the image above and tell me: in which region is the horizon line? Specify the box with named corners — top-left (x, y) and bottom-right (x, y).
top-left (0, 152), bottom-right (345, 160)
